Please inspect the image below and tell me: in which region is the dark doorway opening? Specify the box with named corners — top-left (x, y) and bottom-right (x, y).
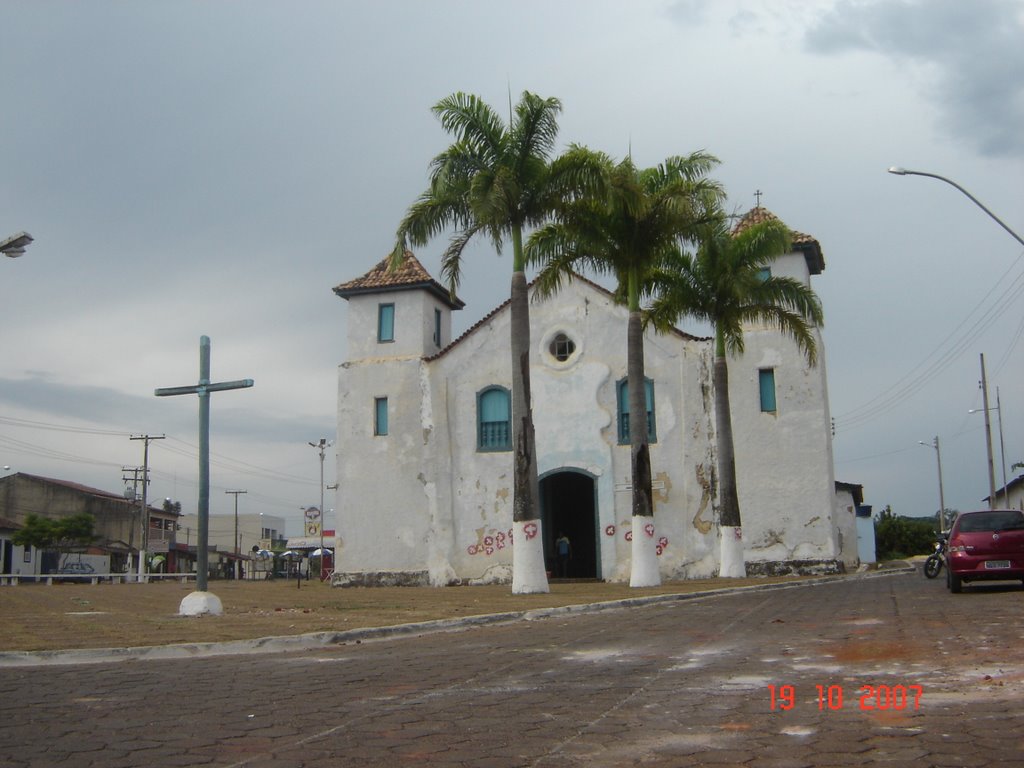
top-left (540, 470), bottom-right (598, 579)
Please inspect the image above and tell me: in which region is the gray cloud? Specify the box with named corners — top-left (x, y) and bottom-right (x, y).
top-left (0, 374), bottom-right (326, 446)
top-left (805, 0), bottom-right (1024, 157)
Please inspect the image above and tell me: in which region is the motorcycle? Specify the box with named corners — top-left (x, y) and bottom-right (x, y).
top-left (924, 532), bottom-right (948, 578)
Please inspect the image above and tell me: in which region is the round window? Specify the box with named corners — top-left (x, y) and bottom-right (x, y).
top-left (549, 333), bottom-right (576, 362)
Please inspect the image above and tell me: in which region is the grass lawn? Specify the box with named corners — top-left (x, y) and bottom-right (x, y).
top-left (0, 575), bottom-right (810, 652)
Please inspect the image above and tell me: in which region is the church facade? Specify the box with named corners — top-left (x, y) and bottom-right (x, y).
top-left (333, 208), bottom-right (858, 586)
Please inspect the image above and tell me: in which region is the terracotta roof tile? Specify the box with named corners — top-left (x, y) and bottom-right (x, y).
top-left (333, 251), bottom-right (465, 309)
top-left (731, 206), bottom-right (825, 275)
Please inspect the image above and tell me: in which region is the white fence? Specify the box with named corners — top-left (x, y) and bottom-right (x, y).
top-left (0, 572), bottom-right (197, 586)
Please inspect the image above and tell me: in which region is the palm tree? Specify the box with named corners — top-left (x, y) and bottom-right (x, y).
top-left (527, 152), bottom-right (723, 586)
top-left (649, 212), bottom-right (824, 577)
top-left (392, 91), bottom-right (602, 594)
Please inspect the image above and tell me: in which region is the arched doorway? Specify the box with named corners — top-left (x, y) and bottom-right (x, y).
top-left (540, 469), bottom-right (598, 579)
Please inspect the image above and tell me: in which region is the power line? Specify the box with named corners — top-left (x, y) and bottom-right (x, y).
top-left (833, 256), bottom-right (1024, 432)
top-left (0, 414), bottom-right (130, 436)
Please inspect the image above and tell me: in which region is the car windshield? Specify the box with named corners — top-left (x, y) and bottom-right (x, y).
top-left (957, 511), bottom-right (1024, 533)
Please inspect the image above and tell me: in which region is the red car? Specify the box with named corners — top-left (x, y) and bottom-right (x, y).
top-left (945, 509), bottom-right (1024, 593)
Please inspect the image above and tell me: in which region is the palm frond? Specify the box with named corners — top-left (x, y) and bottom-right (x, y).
top-left (433, 93), bottom-right (505, 164)
top-left (439, 223), bottom-right (484, 293)
top-left (512, 91), bottom-right (562, 165)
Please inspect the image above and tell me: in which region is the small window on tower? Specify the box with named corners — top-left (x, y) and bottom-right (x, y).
top-left (378, 304), bottom-right (395, 343)
top-left (374, 397), bottom-right (389, 436)
top-left (759, 369), bottom-right (777, 413)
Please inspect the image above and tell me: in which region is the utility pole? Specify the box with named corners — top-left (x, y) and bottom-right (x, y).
top-left (130, 434), bottom-right (165, 582)
top-left (122, 466), bottom-right (144, 572)
top-left (979, 354), bottom-right (996, 509)
top-left (926, 437), bottom-right (946, 532)
top-left (309, 438), bottom-right (332, 577)
top-left (225, 489), bottom-right (247, 579)
top-left (996, 387), bottom-right (1008, 507)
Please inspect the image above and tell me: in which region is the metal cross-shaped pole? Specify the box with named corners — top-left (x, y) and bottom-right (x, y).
top-left (156, 336), bottom-right (253, 592)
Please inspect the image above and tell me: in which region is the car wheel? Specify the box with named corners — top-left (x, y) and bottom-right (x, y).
top-left (948, 571), bottom-right (963, 593)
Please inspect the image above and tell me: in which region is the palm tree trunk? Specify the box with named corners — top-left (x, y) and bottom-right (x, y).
top-left (509, 238), bottom-right (548, 593)
top-left (627, 275), bottom-right (659, 586)
top-left (713, 330), bottom-right (746, 577)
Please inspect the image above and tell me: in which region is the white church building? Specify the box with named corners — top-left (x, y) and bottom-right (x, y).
top-left (332, 207), bottom-right (860, 587)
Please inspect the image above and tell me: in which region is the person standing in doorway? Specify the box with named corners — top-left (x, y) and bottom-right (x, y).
top-left (555, 532), bottom-right (572, 578)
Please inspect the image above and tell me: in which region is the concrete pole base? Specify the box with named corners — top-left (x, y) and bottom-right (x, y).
top-left (179, 591), bottom-right (224, 617)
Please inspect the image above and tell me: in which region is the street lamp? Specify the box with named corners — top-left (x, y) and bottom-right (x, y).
top-left (970, 385), bottom-right (1008, 507)
top-left (887, 167), bottom-right (1024, 248)
top-left (918, 437), bottom-right (947, 532)
top-left (309, 438), bottom-right (333, 577)
top-left (1, 231), bottom-right (33, 258)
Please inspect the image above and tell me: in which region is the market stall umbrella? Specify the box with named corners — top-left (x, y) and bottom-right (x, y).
top-left (310, 548), bottom-right (333, 558)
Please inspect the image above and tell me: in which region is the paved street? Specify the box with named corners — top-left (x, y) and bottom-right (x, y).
top-left (1, 570), bottom-right (1022, 767)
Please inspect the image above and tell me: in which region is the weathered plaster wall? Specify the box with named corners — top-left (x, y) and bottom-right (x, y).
top-left (345, 290), bottom-right (454, 361)
top-left (337, 355), bottom-right (435, 578)
top-left (425, 280), bottom-right (721, 583)
top-left (335, 259), bottom-right (842, 585)
top-left (657, 341), bottom-right (719, 579)
top-left (832, 488), bottom-right (861, 570)
top-left (728, 251), bottom-right (838, 569)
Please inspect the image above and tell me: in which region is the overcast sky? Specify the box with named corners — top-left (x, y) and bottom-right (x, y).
top-left (1, 0), bottom-right (1022, 536)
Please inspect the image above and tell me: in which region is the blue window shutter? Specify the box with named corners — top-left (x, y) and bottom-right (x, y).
top-left (374, 397), bottom-right (389, 435)
top-left (618, 378), bottom-right (656, 444)
top-left (378, 304), bottom-right (395, 343)
top-left (759, 369), bottom-right (777, 413)
top-left (478, 387), bottom-right (510, 450)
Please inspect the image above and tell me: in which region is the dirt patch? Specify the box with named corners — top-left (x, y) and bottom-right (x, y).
top-left (826, 639), bottom-right (921, 664)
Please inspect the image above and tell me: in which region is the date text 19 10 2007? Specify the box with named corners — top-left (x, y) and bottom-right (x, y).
top-left (768, 684), bottom-right (923, 711)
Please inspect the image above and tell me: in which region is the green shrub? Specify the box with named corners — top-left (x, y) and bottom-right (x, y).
top-left (874, 506), bottom-right (938, 560)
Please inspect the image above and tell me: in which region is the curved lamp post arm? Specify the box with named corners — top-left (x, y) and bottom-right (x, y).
top-left (888, 167), bottom-right (1024, 249)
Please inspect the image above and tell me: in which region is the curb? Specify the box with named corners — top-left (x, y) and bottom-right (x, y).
top-left (0, 566), bottom-right (914, 668)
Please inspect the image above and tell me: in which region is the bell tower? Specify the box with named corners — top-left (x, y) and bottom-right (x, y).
top-left (333, 251), bottom-right (464, 361)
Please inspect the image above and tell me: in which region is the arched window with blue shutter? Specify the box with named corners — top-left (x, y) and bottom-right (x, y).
top-left (477, 386), bottom-right (511, 451)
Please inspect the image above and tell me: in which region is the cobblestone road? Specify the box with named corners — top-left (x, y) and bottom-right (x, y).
top-left (1, 571), bottom-right (1022, 767)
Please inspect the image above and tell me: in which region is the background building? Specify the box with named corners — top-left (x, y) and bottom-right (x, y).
top-left (0, 472), bottom-right (178, 577)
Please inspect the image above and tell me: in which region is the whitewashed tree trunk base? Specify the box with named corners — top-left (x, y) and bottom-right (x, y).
top-left (512, 519), bottom-right (550, 594)
top-left (629, 517), bottom-right (661, 587)
top-left (719, 526), bottom-right (747, 577)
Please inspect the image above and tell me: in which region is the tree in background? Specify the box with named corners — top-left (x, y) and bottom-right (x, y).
top-left (12, 513), bottom-right (96, 569)
top-left (874, 506), bottom-right (941, 559)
